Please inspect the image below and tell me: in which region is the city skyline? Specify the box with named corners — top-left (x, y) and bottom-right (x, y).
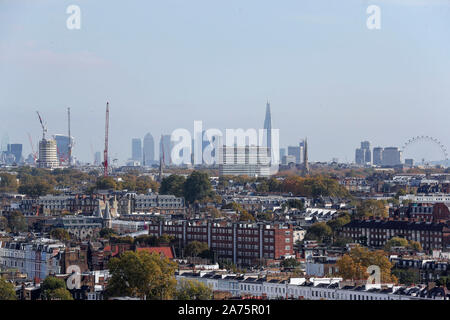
top-left (1, 0), bottom-right (449, 164)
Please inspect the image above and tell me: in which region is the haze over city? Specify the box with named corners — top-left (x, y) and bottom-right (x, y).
top-left (2, 0), bottom-right (450, 308)
top-left (1, 0), bottom-right (449, 164)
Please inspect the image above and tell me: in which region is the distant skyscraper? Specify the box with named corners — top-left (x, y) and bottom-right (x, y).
top-left (287, 146), bottom-right (301, 164)
top-left (131, 138), bottom-right (142, 163)
top-left (263, 101), bottom-right (272, 152)
top-left (355, 148), bottom-right (365, 165)
top-left (382, 147), bottom-right (402, 166)
top-left (7, 144), bottom-right (22, 163)
top-left (94, 151), bottom-right (102, 166)
top-left (143, 133), bottom-right (155, 166)
top-left (405, 158), bottom-right (414, 167)
top-left (361, 141), bottom-right (370, 150)
top-left (356, 141), bottom-right (371, 165)
top-left (0, 133), bottom-right (9, 152)
top-left (361, 141), bottom-right (371, 164)
top-left (37, 138), bottom-right (59, 169)
top-left (54, 134), bottom-right (72, 164)
top-left (282, 155), bottom-right (296, 165)
top-left (373, 147), bottom-right (383, 166)
top-left (299, 140), bottom-right (305, 164)
top-left (279, 148), bottom-right (286, 161)
top-left (160, 135), bottom-right (172, 165)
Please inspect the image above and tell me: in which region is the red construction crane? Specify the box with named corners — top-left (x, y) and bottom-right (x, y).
top-left (102, 102), bottom-right (109, 176)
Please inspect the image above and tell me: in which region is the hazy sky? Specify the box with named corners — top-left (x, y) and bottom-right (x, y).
top-left (1, 0), bottom-right (450, 164)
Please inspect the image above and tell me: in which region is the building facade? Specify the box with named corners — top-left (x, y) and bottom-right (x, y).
top-left (147, 220), bottom-right (293, 265)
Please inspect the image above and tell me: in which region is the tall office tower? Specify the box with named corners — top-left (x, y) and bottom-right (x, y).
top-left (355, 148), bottom-right (365, 165)
top-left (263, 101), bottom-right (272, 152)
top-left (160, 135), bottom-right (172, 165)
top-left (37, 138), bottom-right (59, 169)
top-left (131, 138), bottom-right (142, 163)
top-left (219, 146), bottom-right (271, 177)
top-left (303, 137), bottom-right (309, 174)
top-left (299, 140), bottom-right (305, 164)
top-left (382, 147), bottom-right (402, 166)
top-left (54, 134), bottom-right (72, 164)
top-left (361, 141), bottom-right (371, 164)
top-left (355, 141), bottom-right (371, 165)
top-left (7, 144), bottom-right (22, 163)
top-left (94, 151), bottom-right (102, 166)
top-left (364, 149), bottom-right (372, 164)
top-left (279, 148), bottom-right (286, 161)
top-left (143, 133), bottom-right (155, 166)
top-left (373, 147), bottom-right (383, 166)
top-left (0, 133), bottom-right (8, 152)
top-left (361, 141), bottom-right (370, 150)
top-left (282, 155), bottom-right (296, 165)
top-left (405, 159), bottom-right (414, 167)
top-left (287, 146), bottom-right (301, 164)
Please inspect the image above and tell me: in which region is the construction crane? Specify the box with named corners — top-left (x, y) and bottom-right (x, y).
top-left (67, 107), bottom-right (72, 166)
top-left (36, 111), bottom-right (47, 140)
top-left (102, 102), bottom-right (109, 176)
top-left (27, 133), bottom-right (37, 163)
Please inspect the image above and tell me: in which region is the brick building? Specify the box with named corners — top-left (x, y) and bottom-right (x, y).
top-left (146, 220), bottom-right (293, 266)
top-left (392, 203), bottom-right (450, 222)
top-left (341, 218), bottom-right (450, 251)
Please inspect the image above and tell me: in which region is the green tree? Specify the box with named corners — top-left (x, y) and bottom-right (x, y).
top-left (384, 237), bottom-right (423, 252)
top-left (239, 210), bottom-right (255, 222)
top-left (408, 240), bottom-right (423, 252)
top-left (7, 211), bottom-right (27, 233)
top-left (0, 216), bottom-right (8, 231)
top-left (184, 241), bottom-right (209, 257)
top-left (327, 214), bottom-right (351, 232)
top-left (392, 269), bottom-right (420, 286)
top-left (50, 228), bottom-right (70, 241)
top-left (0, 277), bottom-right (17, 300)
top-left (18, 177), bottom-right (54, 197)
top-left (0, 173), bottom-right (18, 192)
top-left (175, 279), bottom-right (213, 300)
top-left (280, 258), bottom-right (300, 269)
top-left (395, 189), bottom-right (407, 199)
top-left (336, 246), bottom-right (397, 283)
top-left (281, 175), bottom-right (349, 198)
top-left (99, 228), bottom-right (117, 239)
top-left (159, 175), bottom-right (186, 197)
top-left (333, 236), bottom-right (353, 248)
top-left (183, 171), bottom-right (213, 204)
top-left (305, 222), bottom-right (332, 243)
top-left (41, 276), bottom-right (73, 300)
top-left (384, 237), bottom-right (409, 251)
top-left (286, 199), bottom-right (304, 211)
top-left (105, 251), bottom-right (177, 299)
top-left (355, 200), bottom-right (388, 219)
top-left (256, 181), bottom-right (269, 193)
top-left (136, 176), bottom-right (159, 194)
top-left (96, 176), bottom-right (117, 190)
